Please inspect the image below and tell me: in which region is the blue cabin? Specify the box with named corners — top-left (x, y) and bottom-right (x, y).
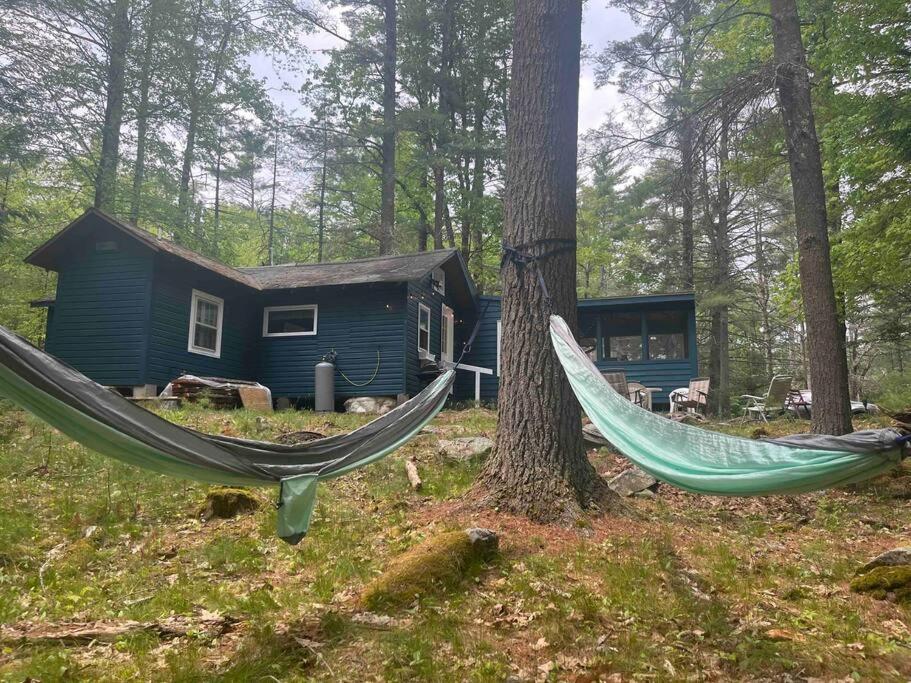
top-left (27, 209), bottom-right (698, 407)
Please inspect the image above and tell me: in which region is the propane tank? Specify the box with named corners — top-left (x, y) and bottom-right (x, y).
top-left (315, 350), bottom-right (336, 412)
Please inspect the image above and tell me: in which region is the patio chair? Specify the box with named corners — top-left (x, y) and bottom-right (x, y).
top-left (741, 375), bottom-right (793, 423)
top-left (671, 377), bottom-right (710, 416)
top-left (602, 371), bottom-right (644, 408)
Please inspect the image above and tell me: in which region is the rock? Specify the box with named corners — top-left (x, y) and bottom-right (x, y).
top-left (582, 423), bottom-right (611, 449)
top-left (608, 467), bottom-right (657, 497)
top-left (850, 565), bottom-right (911, 602)
top-left (199, 487), bottom-right (260, 521)
top-left (437, 436), bottom-right (494, 461)
top-left (344, 396), bottom-right (397, 415)
top-left (856, 547), bottom-right (911, 575)
top-left (361, 528), bottom-right (499, 610)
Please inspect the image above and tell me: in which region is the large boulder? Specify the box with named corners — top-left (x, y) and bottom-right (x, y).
top-left (344, 396), bottom-right (397, 415)
top-left (851, 566), bottom-right (911, 602)
top-left (857, 547), bottom-right (911, 575)
top-left (851, 547), bottom-right (911, 602)
top-left (438, 436), bottom-right (494, 461)
top-left (608, 467), bottom-right (657, 497)
top-left (361, 528), bottom-right (499, 610)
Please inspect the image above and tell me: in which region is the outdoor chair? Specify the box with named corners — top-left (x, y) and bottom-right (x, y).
top-left (740, 375), bottom-right (793, 423)
top-left (671, 377), bottom-right (710, 416)
top-left (602, 371), bottom-right (644, 408)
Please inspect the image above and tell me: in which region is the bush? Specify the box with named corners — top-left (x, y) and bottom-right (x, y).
top-left (872, 372), bottom-right (911, 412)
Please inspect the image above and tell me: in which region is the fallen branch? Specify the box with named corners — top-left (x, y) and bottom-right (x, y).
top-left (1, 612), bottom-right (235, 646)
top-left (405, 458), bottom-right (422, 490)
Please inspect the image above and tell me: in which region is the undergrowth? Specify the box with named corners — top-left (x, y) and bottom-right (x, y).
top-left (1, 402), bottom-right (909, 681)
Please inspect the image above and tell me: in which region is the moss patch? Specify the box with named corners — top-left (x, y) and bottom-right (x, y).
top-left (850, 565), bottom-right (911, 601)
top-left (361, 529), bottom-right (498, 611)
top-left (199, 487), bottom-right (260, 520)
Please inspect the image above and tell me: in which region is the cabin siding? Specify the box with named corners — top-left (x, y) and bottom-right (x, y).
top-left (457, 296), bottom-right (501, 401)
top-left (404, 276), bottom-right (467, 397)
top-left (45, 242), bottom-right (153, 387)
top-left (257, 283), bottom-right (407, 398)
top-left (145, 257), bottom-right (257, 387)
top-left (460, 297), bottom-right (697, 406)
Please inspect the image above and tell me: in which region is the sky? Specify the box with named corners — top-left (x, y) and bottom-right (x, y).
top-left (249, 2), bottom-right (640, 135)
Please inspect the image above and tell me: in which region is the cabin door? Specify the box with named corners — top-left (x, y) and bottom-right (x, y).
top-left (441, 305), bottom-right (455, 365)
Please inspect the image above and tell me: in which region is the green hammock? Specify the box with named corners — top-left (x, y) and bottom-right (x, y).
top-left (0, 324), bottom-right (453, 542)
top-left (550, 315), bottom-right (908, 495)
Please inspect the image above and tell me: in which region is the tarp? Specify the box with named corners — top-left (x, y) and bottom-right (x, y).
top-left (0, 324), bottom-right (453, 541)
top-left (550, 315), bottom-right (908, 495)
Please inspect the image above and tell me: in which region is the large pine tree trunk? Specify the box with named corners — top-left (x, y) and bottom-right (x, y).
top-left (476, 0), bottom-right (618, 522)
top-left (770, 0), bottom-right (852, 435)
top-left (378, 0), bottom-right (397, 255)
top-left (94, 0), bottom-right (131, 212)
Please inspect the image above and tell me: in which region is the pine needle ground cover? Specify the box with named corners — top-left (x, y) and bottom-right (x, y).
top-left (1, 402), bottom-right (910, 681)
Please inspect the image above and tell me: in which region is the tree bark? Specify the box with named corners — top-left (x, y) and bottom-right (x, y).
top-left (94, 0), bottom-right (131, 213)
top-left (469, 105), bottom-right (486, 280)
top-left (708, 109), bottom-right (732, 416)
top-left (475, 0), bottom-right (618, 522)
top-left (770, 0), bottom-right (852, 435)
top-left (678, 0), bottom-right (696, 290)
top-left (129, 0), bottom-right (158, 224)
top-left (378, 0), bottom-right (397, 255)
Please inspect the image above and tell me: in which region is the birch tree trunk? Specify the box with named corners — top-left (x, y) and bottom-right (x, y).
top-left (770, 0), bottom-right (852, 434)
top-left (476, 0), bottom-right (618, 522)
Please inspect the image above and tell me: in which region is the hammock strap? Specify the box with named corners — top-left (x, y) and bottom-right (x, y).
top-left (501, 238), bottom-right (576, 311)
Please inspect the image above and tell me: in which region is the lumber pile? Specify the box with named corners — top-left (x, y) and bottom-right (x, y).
top-left (166, 375), bottom-right (272, 411)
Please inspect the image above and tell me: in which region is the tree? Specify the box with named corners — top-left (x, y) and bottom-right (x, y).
top-left (769, 0), bottom-right (852, 434)
top-left (93, 0), bottom-right (132, 211)
top-left (476, 0), bottom-right (618, 521)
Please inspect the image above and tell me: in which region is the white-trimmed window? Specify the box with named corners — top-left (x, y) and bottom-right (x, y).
top-left (418, 303), bottom-right (432, 359)
top-left (188, 289), bottom-right (223, 358)
top-left (263, 305), bottom-right (318, 337)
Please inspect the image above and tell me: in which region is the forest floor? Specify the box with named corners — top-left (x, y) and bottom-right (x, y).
top-left (1, 401), bottom-right (910, 681)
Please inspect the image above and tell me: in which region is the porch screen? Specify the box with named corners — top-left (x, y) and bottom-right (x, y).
top-left (603, 312), bottom-right (642, 362)
top-left (646, 310), bottom-right (686, 360)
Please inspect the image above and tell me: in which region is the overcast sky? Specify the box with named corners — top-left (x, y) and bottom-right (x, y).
top-left (249, 2), bottom-right (639, 134)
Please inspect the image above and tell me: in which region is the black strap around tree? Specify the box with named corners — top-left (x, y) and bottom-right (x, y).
top-left (501, 237), bottom-right (577, 310)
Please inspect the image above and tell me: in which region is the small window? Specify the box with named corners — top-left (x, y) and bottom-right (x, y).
top-left (603, 312), bottom-right (642, 362)
top-left (188, 290), bottom-right (223, 357)
top-left (263, 305), bottom-right (318, 337)
top-left (432, 267), bottom-right (445, 295)
top-left (418, 303), bottom-right (431, 358)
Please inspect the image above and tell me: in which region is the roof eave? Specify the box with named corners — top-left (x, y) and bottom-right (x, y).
top-left (24, 207), bottom-right (162, 270)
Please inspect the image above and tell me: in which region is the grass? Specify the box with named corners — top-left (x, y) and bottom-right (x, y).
top-left (1, 399), bottom-right (910, 680)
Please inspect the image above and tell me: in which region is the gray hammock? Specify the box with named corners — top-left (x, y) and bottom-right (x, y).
top-left (0, 324), bottom-right (454, 542)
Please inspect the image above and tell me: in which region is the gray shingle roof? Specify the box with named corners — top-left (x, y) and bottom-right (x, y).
top-left (27, 208), bottom-right (464, 292)
top-left (239, 250), bottom-right (457, 289)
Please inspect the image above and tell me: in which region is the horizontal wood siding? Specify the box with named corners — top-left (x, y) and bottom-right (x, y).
top-left (45, 240), bottom-right (153, 387)
top-left (459, 297), bottom-right (698, 406)
top-left (594, 360), bottom-right (694, 406)
top-left (456, 297), bottom-right (500, 401)
top-left (257, 283), bottom-right (406, 398)
top-left (405, 276), bottom-right (474, 398)
top-left (146, 257), bottom-right (257, 387)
